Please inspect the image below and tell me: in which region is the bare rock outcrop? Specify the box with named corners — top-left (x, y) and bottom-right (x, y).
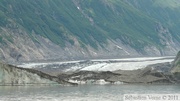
top-left (0, 62), bottom-right (77, 86)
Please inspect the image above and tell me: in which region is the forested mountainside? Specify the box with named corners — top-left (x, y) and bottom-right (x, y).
top-left (0, 0), bottom-right (180, 63)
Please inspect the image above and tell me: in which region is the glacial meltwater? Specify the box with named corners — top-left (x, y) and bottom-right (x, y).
top-left (0, 84), bottom-right (180, 101)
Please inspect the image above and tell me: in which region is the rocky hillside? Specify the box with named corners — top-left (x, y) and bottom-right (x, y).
top-left (0, 0), bottom-right (180, 63)
top-left (0, 62), bottom-right (76, 85)
top-left (171, 51), bottom-right (180, 72)
top-left (171, 51), bottom-right (180, 80)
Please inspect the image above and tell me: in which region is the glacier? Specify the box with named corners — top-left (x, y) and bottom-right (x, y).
top-left (11, 56), bottom-right (177, 85)
top-left (18, 56), bottom-right (174, 73)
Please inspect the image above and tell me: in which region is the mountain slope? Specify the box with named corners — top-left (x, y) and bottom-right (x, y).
top-left (171, 51), bottom-right (180, 72)
top-left (0, 0), bottom-right (180, 63)
top-left (171, 51), bottom-right (180, 81)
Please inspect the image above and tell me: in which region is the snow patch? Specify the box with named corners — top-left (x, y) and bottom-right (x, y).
top-left (77, 6), bottom-right (80, 10)
top-left (115, 45), bottom-right (122, 49)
